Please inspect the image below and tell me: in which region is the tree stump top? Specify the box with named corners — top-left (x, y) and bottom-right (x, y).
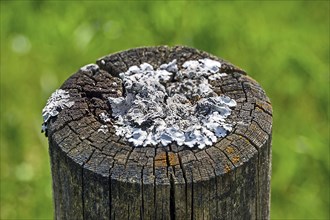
top-left (46, 45), bottom-right (272, 185)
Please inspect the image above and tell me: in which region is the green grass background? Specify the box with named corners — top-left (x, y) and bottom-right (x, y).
top-left (1, 1), bottom-right (329, 219)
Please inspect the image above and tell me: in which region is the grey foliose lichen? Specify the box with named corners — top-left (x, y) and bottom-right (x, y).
top-left (80, 63), bottom-right (100, 73)
top-left (97, 125), bottom-right (109, 134)
top-left (41, 89), bottom-right (74, 135)
top-left (109, 58), bottom-right (237, 149)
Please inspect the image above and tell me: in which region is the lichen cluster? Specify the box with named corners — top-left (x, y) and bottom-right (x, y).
top-left (109, 58), bottom-right (237, 149)
top-left (41, 89), bottom-right (74, 134)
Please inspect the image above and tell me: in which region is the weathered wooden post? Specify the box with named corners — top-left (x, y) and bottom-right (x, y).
top-left (42, 46), bottom-right (272, 220)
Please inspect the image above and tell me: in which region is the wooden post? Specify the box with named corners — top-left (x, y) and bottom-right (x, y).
top-left (45, 46), bottom-right (272, 220)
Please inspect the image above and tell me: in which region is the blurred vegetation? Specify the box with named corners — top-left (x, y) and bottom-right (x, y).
top-left (1, 1), bottom-right (329, 219)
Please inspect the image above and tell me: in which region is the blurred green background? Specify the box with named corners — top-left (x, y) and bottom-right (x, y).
top-left (1, 1), bottom-right (329, 219)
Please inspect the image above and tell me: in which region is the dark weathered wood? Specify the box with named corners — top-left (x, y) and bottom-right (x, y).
top-left (47, 46), bottom-right (272, 220)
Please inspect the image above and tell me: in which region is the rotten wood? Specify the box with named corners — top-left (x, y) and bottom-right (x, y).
top-left (47, 46), bottom-right (272, 220)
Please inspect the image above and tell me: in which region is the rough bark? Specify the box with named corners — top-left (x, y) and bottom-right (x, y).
top-left (47, 46), bottom-right (272, 220)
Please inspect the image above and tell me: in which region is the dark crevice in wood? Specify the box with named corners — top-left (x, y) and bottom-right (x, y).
top-left (55, 134), bottom-right (71, 147)
top-left (127, 203), bottom-right (130, 220)
top-left (140, 165), bottom-right (144, 220)
top-left (83, 149), bottom-right (96, 166)
top-left (234, 132), bottom-right (259, 152)
top-left (204, 150), bottom-right (217, 176)
top-left (240, 82), bottom-right (249, 102)
top-left (84, 91), bottom-right (104, 100)
top-left (216, 146), bottom-right (236, 169)
top-left (177, 153), bottom-right (188, 218)
top-left (108, 165), bottom-right (114, 220)
top-left (250, 104), bottom-right (255, 118)
top-left (169, 174), bottom-right (176, 220)
top-left (80, 150), bottom-right (95, 220)
top-left (124, 148), bottom-right (134, 168)
top-left (67, 124), bottom-right (91, 144)
top-left (66, 146), bottom-right (78, 155)
top-left (50, 113), bottom-right (88, 136)
top-left (253, 117), bottom-right (270, 135)
top-left (121, 80), bottom-right (126, 97)
top-left (153, 153), bottom-right (157, 218)
top-left (84, 95), bottom-right (103, 118)
top-left (255, 103), bottom-right (273, 117)
top-left (81, 166), bottom-right (85, 220)
top-left (256, 152), bottom-right (260, 220)
top-left (166, 150), bottom-right (176, 220)
top-left (191, 180), bottom-right (194, 220)
top-left (231, 168), bottom-right (237, 220)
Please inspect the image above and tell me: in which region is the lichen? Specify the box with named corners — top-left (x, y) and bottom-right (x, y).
top-left (97, 125), bottom-right (109, 134)
top-left (80, 63), bottom-right (99, 73)
top-left (108, 58), bottom-right (237, 149)
top-left (99, 112), bottom-right (111, 123)
top-left (97, 113), bottom-right (111, 133)
top-left (41, 89), bottom-right (74, 135)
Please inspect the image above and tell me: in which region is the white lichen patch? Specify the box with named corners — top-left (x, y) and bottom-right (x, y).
top-left (99, 112), bottom-right (111, 123)
top-left (42, 89), bottom-right (74, 133)
top-left (108, 58), bottom-right (237, 149)
top-left (80, 63), bottom-right (99, 72)
top-left (97, 125), bottom-right (109, 134)
top-left (209, 72), bottom-right (228, 81)
top-left (97, 113), bottom-right (111, 134)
